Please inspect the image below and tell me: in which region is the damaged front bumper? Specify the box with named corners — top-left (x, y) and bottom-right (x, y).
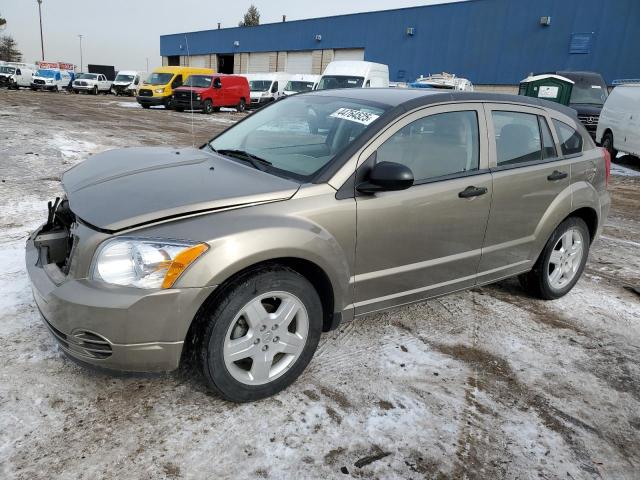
top-left (25, 204), bottom-right (214, 373)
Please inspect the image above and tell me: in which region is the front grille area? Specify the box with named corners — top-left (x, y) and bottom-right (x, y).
top-left (33, 79), bottom-right (45, 85)
top-left (174, 91), bottom-right (195, 100)
top-left (75, 80), bottom-right (87, 86)
top-left (138, 88), bottom-right (153, 97)
top-left (43, 317), bottom-right (113, 359)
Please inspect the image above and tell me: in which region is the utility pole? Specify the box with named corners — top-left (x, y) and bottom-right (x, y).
top-left (36, 0), bottom-right (44, 61)
top-left (78, 34), bottom-right (83, 72)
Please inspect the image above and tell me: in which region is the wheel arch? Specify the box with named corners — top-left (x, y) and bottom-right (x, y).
top-left (181, 256), bottom-right (339, 366)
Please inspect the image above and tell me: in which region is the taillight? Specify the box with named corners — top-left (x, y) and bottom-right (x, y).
top-left (601, 147), bottom-right (611, 187)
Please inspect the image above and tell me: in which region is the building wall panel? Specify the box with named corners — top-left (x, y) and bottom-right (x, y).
top-left (160, 0), bottom-right (640, 84)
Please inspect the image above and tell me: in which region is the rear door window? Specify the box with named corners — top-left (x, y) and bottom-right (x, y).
top-left (492, 111), bottom-right (542, 166)
top-left (553, 120), bottom-right (583, 156)
top-left (376, 110), bottom-right (480, 182)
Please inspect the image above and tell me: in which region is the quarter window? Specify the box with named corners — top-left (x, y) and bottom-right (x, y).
top-left (376, 111), bottom-right (480, 182)
top-left (553, 120), bottom-right (583, 156)
top-left (492, 111), bottom-right (542, 166)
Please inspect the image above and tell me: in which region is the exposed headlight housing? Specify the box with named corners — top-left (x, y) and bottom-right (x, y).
top-left (154, 87), bottom-right (165, 94)
top-left (196, 94), bottom-right (201, 100)
top-left (92, 238), bottom-right (208, 289)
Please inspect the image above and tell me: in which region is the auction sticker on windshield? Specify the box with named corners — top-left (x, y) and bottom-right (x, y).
top-left (330, 108), bottom-right (380, 125)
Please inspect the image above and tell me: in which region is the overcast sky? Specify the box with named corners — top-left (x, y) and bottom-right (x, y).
top-left (1, 0), bottom-right (461, 70)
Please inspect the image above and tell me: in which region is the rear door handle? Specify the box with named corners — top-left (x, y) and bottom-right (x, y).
top-left (547, 170), bottom-right (568, 181)
top-left (458, 186), bottom-right (488, 199)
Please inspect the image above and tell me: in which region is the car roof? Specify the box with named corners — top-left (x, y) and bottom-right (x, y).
top-left (303, 88), bottom-right (578, 117)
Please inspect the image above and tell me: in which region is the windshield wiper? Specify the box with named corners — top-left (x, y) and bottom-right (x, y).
top-left (216, 149), bottom-right (272, 171)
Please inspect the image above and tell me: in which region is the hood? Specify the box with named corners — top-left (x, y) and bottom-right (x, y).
top-left (62, 147), bottom-right (299, 232)
top-left (569, 104), bottom-right (603, 115)
top-left (174, 86), bottom-right (208, 94)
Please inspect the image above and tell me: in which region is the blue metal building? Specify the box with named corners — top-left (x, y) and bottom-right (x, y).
top-left (160, 0), bottom-right (640, 84)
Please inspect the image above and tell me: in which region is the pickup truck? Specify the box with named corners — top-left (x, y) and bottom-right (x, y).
top-left (72, 73), bottom-right (112, 94)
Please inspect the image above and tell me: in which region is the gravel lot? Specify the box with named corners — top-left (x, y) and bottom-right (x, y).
top-left (1, 89), bottom-right (639, 480)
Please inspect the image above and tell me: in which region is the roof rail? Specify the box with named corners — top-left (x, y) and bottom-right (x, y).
top-left (612, 79), bottom-right (640, 85)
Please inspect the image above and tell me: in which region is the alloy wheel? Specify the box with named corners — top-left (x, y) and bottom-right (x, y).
top-left (223, 291), bottom-right (309, 386)
top-left (547, 228), bottom-right (584, 290)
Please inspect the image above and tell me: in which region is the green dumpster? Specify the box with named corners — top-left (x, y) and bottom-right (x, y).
top-left (519, 74), bottom-right (574, 105)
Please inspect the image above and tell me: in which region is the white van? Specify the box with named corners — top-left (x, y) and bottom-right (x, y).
top-left (596, 83), bottom-right (640, 159)
top-left (283, 74), bottom-right (320, 96)
top-left (244, 72), bottom-right (291, 107)
top-left (316, 61), bottom-right (389, 90)
top-left (112, 70), bottom-right (146, 96)
top-left (0, 64), bottom-right (35, 89)
top-left (31, 68), bottom-right (72, 92)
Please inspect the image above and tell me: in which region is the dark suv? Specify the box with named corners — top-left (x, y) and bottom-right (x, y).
top-left (556, 71), bottom-right (608, 140)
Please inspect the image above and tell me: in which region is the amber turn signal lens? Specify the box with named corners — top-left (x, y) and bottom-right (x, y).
top-left (161, 243), bottom-right (209, 289)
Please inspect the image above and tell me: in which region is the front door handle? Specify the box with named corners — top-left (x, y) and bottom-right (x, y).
top-left (458, 186), bottom-right (488, 199)
top-left (547, 170), bottom-right (568, 181)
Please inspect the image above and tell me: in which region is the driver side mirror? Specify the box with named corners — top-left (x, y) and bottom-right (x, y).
top-left (356, 161), bottom-right (414, 194)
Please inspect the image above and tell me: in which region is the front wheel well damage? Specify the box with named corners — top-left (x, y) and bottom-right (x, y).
top-left (180, 257), bottom-right (337, 367)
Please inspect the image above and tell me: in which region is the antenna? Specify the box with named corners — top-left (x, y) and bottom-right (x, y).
top-left (184, 33), bottom-right (195, 148)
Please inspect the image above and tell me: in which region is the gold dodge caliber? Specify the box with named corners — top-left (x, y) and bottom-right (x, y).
top-left (26, 90), bottom-right (611, 402)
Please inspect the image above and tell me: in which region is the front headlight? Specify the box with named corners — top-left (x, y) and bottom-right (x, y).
top-left (92, 238), bottom-right (208, 289)
top-left (196, 94), bottom-right (201, 100)
top-left (154, 87), bottom-right (165, 94)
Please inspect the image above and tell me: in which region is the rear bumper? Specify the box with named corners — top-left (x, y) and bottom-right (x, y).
top-left (25, 231), bottom-right (215, 372)
top-left (136, 95), bottom-right (170, 107)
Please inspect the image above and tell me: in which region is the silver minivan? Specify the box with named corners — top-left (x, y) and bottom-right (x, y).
top-left (26, 89), bottom-right (610, 402)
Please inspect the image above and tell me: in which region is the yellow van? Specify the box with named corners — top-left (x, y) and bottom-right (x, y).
top-left (136, 66), bottom-right (214, 108)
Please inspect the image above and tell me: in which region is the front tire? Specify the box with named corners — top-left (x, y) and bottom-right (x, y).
top-left (198, 266), bottom-right (323, 402)
top-left (602, 131), bottom-right (618, 161)
top-left (202, 99), bottom-right (213, 114)
top-left (92, 86), bottom-right (98, 95)
top-left (519, 217), bottom-right (590, 300)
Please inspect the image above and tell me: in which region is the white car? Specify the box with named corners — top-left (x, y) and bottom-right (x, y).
top-left (316, 61), bottom-right (390, 90)
top-left (31, 68), bottom-right (72, 92)
top-left (0, 65), bottom-right (34, 89)
top-left (283, 74), bottom-right (320, 96)
top-left (72, 73), bottom-right (112, 95)
top-left (112, 70), bottom-right (146, 96)
top-left (596, 82), bottom-right (640, 159)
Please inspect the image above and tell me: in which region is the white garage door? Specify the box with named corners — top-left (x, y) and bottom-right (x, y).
top-left (248, 53), bottom-right (270, 73)
top-left (188, 55), bottom-right (207, 68)
top-left (333, 49), bottom-right (365, 62)
top-left (286, 51), bottom-right (313, 74)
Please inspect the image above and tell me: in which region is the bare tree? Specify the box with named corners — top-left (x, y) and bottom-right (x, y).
top-left (238, 4), bottom-right (260, 27)
top-left (0, 12), bottom-right (6, 28)
top-left (0, 35), bottom-right (22, 62)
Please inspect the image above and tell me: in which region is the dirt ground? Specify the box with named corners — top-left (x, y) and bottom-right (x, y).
top-left (1, 89), bottom-right (639, 480)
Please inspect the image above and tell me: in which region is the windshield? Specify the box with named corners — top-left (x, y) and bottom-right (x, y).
top-left (184, 75), bottom-right (213, 88)
top-left (285, 81), bottom-right (315, 93)
top-left (146, 72), bottom-right (174, 85)
top-left (35, 69), bottom-right (56, 78)
top-left (209, 95), bottom-right (388, 181)
top-left (115, 74), bottom-right (135, 82)
top-left (77, 73), bottom-right (98, 80)
top-left (316, 76), bottom-right (364, 90)
top-left (0, 66), bottom-right (16, 74)
top-left (249, 80), bottom-right (272, 92)
top-left (565, 75), bottom-right (608, 105)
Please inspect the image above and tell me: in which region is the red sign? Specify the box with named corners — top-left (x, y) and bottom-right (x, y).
top-left (37, 61), bottom-right (75, 71)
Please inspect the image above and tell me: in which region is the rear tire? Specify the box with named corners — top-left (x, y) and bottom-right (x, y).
top-left (237, 98), bottom-right (246, 112)
top-left (141, 104), bottom-right (150, 109)
top-left (602, 131), bottom-right (618, 161)
top-left (197, 266), bottom-right (323, 402)
top-left (519, 217), bottom-right (590, 300)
